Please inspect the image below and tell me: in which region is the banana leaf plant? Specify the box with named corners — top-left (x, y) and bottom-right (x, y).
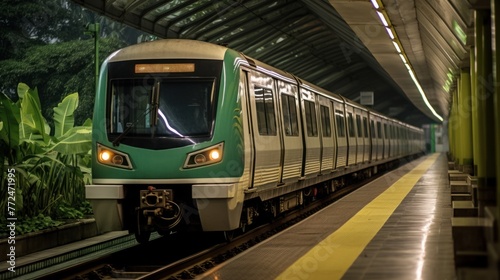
top-left (1, 83), bottom-right (92, 221)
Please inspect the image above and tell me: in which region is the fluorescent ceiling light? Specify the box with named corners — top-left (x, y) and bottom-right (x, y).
top-left (399, 53), bottom-right (407, 63)
top-left (392, 41), bottom-right (401, 53)
top-left (377, 11), bottom-right (389, 27)
top-left (409, 70), bottom-right (444, 121)
top-left (370, 0), bottom-right (443, 122)
top-left (385, 27), bottom-right (394, 39)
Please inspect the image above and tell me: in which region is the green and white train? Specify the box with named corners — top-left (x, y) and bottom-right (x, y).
top-left (86, 39), bottom-right (425, 242)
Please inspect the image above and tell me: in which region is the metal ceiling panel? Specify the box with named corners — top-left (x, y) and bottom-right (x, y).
top-left (72, 0), bottom-right (461, 125)
top-left (329, 0), bottom-right (443, 122)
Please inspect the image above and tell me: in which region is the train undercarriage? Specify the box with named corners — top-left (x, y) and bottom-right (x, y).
top-left (129, 158), bottom-right (406, 243)
top-left (86, 156), bottom-right (418, 244)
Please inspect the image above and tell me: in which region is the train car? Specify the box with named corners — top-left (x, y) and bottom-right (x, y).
top-left (85, 39), bottom-right (425, 242)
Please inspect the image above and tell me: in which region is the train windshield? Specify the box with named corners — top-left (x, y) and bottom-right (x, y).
top-left (110, 78), bottom-right (215, 138)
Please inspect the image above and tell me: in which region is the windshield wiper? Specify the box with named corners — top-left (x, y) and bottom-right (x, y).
top-left (112, 106), bottom-right (152, 147)
top-left (150, 81), bottom-right (160, 138)
top-left (112, 82), bottom-right (159, 147)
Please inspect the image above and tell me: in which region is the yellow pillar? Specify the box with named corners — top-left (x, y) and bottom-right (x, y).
top-left (451, 87), bottom-right (461, 167)
top-left (475, 9), bottom-right (496, 216)
top-left (491, 0), bottom-right (500, 235)
top-left (470, 47), bottom-right (478, 176)
top-left (459, 68), bottom-right (473, 174)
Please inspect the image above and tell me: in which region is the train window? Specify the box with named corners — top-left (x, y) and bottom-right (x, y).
top-left (320, 105), bottom-right (331, 137)
top-left (356, 115), bottom-right (363, 137)
top-left (335, 110), bottom-right (345, 137)
top-left (363, 117), bottom-right (369, 138)
top-left (384, 123), bottom-right (389, 139)
top-left (377, 122), bottom-right (382, 138)
top-left (110, 78), bottom-right (214, 137)
top-left (254, 86), bottom-right (276, 136)
top-left (347, 112), bottom-right (355, 137)
top-left (304, 100), bottom-right (318, 137)
top-left (281, 94), bottom-right (299, 136)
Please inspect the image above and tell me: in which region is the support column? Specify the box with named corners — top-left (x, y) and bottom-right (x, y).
top-left (491, 0), bottom-right (500, 236)
top-left (430, 124), bottom-right (435, 153)
top-left (458, 68), bottom-right (473, 174)
top-left (455, 79), bottom-right (463, 170)
top-left (470, 47), bottom-right (478, 176)
top-left (451, 87), bottom-right (461, 168)
top-left (448, 92), bottom-right (455, 163)
top-left (474, 9), bottom-right (496, 216)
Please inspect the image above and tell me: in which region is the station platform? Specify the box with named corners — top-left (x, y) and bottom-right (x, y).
top-left (198, 153), bottom-right (456, 279)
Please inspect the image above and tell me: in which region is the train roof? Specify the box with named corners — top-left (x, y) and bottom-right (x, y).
top-left (107, 39), bottom-right (228, 62)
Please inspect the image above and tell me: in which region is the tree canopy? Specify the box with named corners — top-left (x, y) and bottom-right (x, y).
top-left (0, 0), bottom-right (154, 126)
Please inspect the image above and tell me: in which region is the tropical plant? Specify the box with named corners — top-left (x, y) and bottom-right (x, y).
top-left (0, 83), bottom-right (92, 236)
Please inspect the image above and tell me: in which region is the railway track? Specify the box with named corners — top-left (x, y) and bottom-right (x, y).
top-left (32, 159), bottom-right (408, 280)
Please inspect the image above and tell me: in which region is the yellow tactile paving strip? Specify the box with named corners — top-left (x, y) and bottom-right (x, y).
top-left (276, 153), bottom-right (440, 280)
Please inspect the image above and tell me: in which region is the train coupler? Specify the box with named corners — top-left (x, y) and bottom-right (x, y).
top-left (139, 187), bottom-right (182, 229)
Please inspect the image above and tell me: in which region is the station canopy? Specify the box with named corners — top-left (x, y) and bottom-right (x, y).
top-left (72, 0), bottom-right (478, 126)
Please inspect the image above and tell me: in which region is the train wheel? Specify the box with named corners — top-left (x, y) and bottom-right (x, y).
top-left (135, 231), bottom-right (151, 243)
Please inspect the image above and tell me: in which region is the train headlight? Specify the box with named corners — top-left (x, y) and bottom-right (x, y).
top-left (209, 149), bottom-right (220, 160)
top-left (100, 151), bottom-right (111, 161)
top-left (112, 154), bottom-right (124, 165)
top-left (184, 142), bottom-right (224, 168)
top-left (194, 154), bottom-right (207, 164)
top-left (97, 143), bottom-right (133, 169)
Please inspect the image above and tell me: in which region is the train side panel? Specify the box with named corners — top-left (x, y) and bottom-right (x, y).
top-left (360, 109), bottom-right (370, 163)
top-left (345, 104), bottom-right (357, 166)
top-left (277, 80), bottom-right (304, 183)
top-left (334, 101), bottom-right (348, 168)
top-left (246, 70), bottom-right (282, 189)
top-left (318, 95), bottom-right (336, 173)
top-left (354, 108), bottom-right (363, 164)
top-left (300, 87), bottom-right (321, 177)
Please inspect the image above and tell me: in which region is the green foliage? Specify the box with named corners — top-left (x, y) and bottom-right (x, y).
top-left (0, 214), bottom-right (64, 237)
top-left (0, 38), bottom-right (125, 125)
top-left (19, 84), bottom-right (50, 144)
top-left (53, 92), bottom-right (78, 138)
top-left (0, 83), bottom-right (92, 233)
top-left (0, 0), bottom-right (151, 126)
top-left (0, 91), bottom-right (20, 156)
top-left (56, 205), bottom-right (84, 220)
top-left (0, 0), bottom-right (156, 236)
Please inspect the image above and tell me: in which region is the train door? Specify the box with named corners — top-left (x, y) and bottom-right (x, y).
top-left (318, 95), bottom-right (335, 173)
top-left (382, 118), bottom-right (390, 159)
top-left (278, 81), bottom-right (303, 183)
top-left (333, 101), bottom-right (347, 168)
top-left (388, 121), bottom-right (394, 158)
top-left (374, 115), bottom-right (383, 160)
top-left (369, 113), bottom-right (376, 162)
top-left (394, 123), bottom-right (399, 157)
top-left (239, 69), bottom-right (255, 190)
top-left (361, 110), bottom-right (370, 163)
top-left (393, 122), bottom-right (399, 157)
top-left (354, 108), bottom-right (363, 164)
top-left (247, 70), bottom-right (282, 188)
top-left (402, 126), bottom-right (408, 156)
top-left (398, 126), bottom-right (403, 156)
top-left (300, 87), bottom-right (321, 177)
top-left (345, 104), bottom-right (357, 166)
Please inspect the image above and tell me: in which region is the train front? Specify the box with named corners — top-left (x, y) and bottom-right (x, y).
top-left (85, 40), bottom-right (247, 242)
